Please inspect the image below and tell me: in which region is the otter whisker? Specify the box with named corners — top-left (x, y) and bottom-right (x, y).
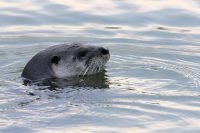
top-left (83, 67), bottom-right (89, 76)
top-left (83, 63), bottom-right (93, 76)
top-left (81, 57), bottom-right (106, 76)
top-left (81, 61), bottom-right (93, 76)
top-left (82, 66), bottom-right (89, 76)
top-left (91, 61), bottom-right (98, 73)
top-left (91, 60), bottom-right (100, 73)
top-left (80, 65), bottom-right (88, 75)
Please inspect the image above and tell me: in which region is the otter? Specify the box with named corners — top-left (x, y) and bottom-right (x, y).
top-left (21, 43), bottom-right (110, 81)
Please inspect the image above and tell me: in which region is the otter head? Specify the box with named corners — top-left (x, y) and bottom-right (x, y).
top-left (51, 44), bottom-right (110, 78)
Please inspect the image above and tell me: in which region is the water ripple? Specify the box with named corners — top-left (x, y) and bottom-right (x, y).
top-left (1, 0), bottom-right (200, 132)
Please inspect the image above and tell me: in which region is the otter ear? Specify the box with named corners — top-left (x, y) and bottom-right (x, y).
top-left (51, 56), bottom-right (60, 64)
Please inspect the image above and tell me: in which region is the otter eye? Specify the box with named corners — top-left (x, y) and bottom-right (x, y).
top-left (79, 51), bottom-right (87, 57)
top-left (51, 55), bottom-right (60, 64)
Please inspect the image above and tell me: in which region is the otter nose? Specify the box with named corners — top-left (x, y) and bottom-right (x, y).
top-left (100, 48), bottom-right (109, 55)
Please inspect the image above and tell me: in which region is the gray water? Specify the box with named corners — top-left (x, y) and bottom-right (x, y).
top-left (0, 0), bottom-right (200, 133)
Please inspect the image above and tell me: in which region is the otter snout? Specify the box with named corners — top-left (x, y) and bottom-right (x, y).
top-left (98, 47), bottom-right (110, 64)
top-left (99, 47), bottom-right (109, 56)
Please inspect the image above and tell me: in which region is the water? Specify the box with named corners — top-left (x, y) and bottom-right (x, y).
top-left (0, 0), bottom-right (200, 132)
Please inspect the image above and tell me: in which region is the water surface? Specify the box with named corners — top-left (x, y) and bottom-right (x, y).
top-left (0, 0), bottom-right (200, 133)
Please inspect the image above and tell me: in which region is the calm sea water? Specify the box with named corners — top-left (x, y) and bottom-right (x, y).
top-left (0, 0), bottom-right (200, 133)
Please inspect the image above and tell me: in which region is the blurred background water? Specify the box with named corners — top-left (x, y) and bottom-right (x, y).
top-left (0, 0), bottom-right (200, 132)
